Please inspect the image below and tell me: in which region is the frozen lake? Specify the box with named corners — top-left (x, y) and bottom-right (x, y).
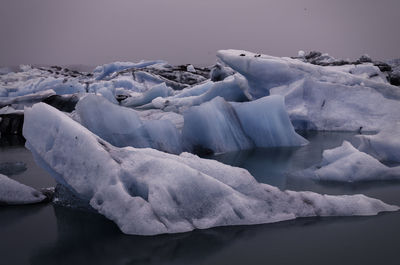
top-left (1, 132), bottom-right (399, 265)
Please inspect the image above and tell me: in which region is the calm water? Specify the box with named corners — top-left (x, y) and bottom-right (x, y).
top-left (0, 132), bottom-right (399, 265)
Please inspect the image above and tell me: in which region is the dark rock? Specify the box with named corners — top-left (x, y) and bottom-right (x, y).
top-left (389, 72), bottom-right (400, 86)
top-left (305, 51), bottom-right (322, 60)
top-left (0, 113), bottom-right (24, 136)
top-left (359, 54), bottom-right (372, 63)
top-left (40, 187), bottom-right (55, 203)
top-left (373, 61), bottom-right (392, 72)
top-left (42, 94), bottom-right (79, 112)
top-left (115, 94), bottom-right (130, 103)
top-left (192, 145), bottom-right (214, 157)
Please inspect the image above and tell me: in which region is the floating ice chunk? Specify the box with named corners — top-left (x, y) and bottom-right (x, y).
top-left (182, 97), bottom-right (253, 154)
top-left (182, 95), bottom-right (307, 154)
top-left (0, 89), bottom-right (56, 109)
top-left (23, 102), bottom-right (399, 235)
top-left (172, 81), bottom-right (214, 99)
top-left (76, 94), bottom-right (182, 154)
top-left (93, 60), bottom-right (166, 80)
top-left (232, 95), bottom-right (308, 147)
top-left (0, 174), bottom-right (46, 205)
top-left (358, 124), bottom-right (400, 163)
top-left (300, 141), bottom-right (400, 182)
top-left (122, 83), bottom-right (173, 108)
top-left (5, 77), bottom-right (85, 97)
top-left (134, 71), bottom-right (165, 87)
top-left (0, 106), bottom-right (24, 115)
top-left (186, 65), bottom-right (196, 73)
top-left (210, 63), bottom-right (235, 82)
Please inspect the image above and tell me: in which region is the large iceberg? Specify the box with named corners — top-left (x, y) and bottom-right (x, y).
top-left (23, 103), bottom-right (398, 235)
top-left (217, 49), bottom-right (400, 131)
top-left (0, 174), bottom-right (46, 205)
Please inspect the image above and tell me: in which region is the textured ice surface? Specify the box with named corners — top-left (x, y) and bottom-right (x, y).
top-left (0, 174), bottom-right (46, 205)
top-left (23, 103), bottom-right (399, 235)
top-left (122, 83), bottom-right (173, 107)
top-left (182, 95), bottom-right (307, 154)
top-left (76, 94), bottom-right (182, 154)
top-left (217, 49), bottom-right (400, 131)
top-left (358, 124), bottom-right (400, 163)
top-left (295, 141), bottom-right (400, 182)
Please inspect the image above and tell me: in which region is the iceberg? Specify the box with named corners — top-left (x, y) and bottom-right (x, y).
top-left (23, 103), bottom-right (398, 235)
top-left (217, 49), bottom-right (400, 131)
top-left (0, 174), bottom-right (46, 205)
top-left (295, 141), bottom-right (400, 182)
top-left (182, 97), bottom-right (253, 154)
top-left (182, 95), bottom-right (308, 154)
top-left (122, 83), bottom-right (173, 108)
top-left (76, 94), bottom-right (182, 154)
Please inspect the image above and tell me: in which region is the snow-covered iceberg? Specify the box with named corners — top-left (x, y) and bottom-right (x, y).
top-left (23, 102), bottom-right (399, 235)
top-left (217, 49), bottom-right (400, 131)
top-left (295, 141), bottom-right (400, 182)
top-left (182, 95), bottom-right (308, 154)
top-left (0, 174), bottom-right (46, 205)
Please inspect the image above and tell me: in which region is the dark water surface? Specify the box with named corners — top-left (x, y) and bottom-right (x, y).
top-left (0, 132), bottom-right (399, 265)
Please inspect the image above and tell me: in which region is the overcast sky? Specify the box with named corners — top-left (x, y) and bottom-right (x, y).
top-left (1, 0), bottom-right (399, 66)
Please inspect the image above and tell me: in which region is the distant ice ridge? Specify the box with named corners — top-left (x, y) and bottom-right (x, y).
top-left (23, 103), bottom-right (399, 235)
top-left (93, 60), bottom-right (166, 80)
top-left (293, 141), bottom-right (400, 182)
top-left (0, 173), bottom-right (46, 205)
top-left (217, 49), bottom-right (400, 132)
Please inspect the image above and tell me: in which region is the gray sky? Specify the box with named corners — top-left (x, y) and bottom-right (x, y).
top-left (1, 0), bottom-right (399, 66)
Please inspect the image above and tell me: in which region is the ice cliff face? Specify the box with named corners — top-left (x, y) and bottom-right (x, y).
top-left (23, 103), bottom-right (399, 235)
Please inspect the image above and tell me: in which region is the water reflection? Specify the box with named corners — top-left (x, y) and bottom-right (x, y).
top-left (26, 205), bottom-right (400, 265)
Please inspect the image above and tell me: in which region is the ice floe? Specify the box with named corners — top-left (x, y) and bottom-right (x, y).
top-left (0, 174), bottom-right (46, 205)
